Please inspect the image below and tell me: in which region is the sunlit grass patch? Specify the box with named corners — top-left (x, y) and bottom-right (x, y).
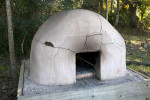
top-left (128, 64), bottom-right (150, 77)
top-left (130, 40), bottom-right (141, 45)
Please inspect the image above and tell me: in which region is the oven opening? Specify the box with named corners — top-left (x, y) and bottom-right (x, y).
top-left (76, 52), bottom-right (100, 80)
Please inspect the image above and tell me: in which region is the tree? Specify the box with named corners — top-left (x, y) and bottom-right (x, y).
top-left (106, 0), bottom-right (108, 20)
top-left (115, 0), bottom-right (119, 26)
top-left (111, 0), bottom-right (114, 13)
top-left (129, 1), bottom-right (138, 28)
top-left (121, 0), bottom-right (139, 28)
top-left (137, 0), bottom-right (150, 21)
top-left (5, 0), bottom-right (18, 79)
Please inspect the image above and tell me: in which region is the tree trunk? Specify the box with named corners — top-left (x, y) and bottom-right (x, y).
top-left (115, 0), bottom-right (119, 26)
top-left (5, 0), bottom-right (18, 79)
top-left (121, 0), bottom-right (139, 28)
top-left (106, 0), bottom-right (108, 20)
top-left (111, 0), bottom-right (114, 13)
top-left (129, 2), bottom-right (138, 28)
top-left (80, 0), bottom-right (83, 4)
top-left (131, 10), bottom-right (138, 28)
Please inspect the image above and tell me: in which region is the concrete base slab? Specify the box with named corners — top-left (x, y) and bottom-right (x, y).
top-left (19, 60), bottom-right (149, 97)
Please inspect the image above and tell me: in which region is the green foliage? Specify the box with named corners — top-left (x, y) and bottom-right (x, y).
top-left (108, 12), bottom-right (116, 25)
top-left (81, 0), bottom-right (99, 12)
top-left (137, 0), bottom-right (150, 29)
top-left (0, 0), bottom-right (8, 56)
top-left (139, 13), bottom-right (150, 29)
top-left (119, 8), bottom-right (132, 27)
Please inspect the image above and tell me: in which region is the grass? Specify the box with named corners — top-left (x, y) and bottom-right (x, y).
top-left (118, 28), bottom-right (150, 77)
top-left (128, 64), bottom-right (150, 77)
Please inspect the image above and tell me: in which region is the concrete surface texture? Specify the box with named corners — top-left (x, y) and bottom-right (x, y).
top-left (30, 9), bottom-right (126, 85)
top-left (24, 61), bottom-right (143, 96)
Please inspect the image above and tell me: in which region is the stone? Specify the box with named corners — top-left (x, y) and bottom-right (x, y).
top-left (29, 9), bottom-right (126, 85)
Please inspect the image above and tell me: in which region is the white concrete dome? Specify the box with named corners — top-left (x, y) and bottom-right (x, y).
top-left (30, 9), bottom-right (126, 85)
